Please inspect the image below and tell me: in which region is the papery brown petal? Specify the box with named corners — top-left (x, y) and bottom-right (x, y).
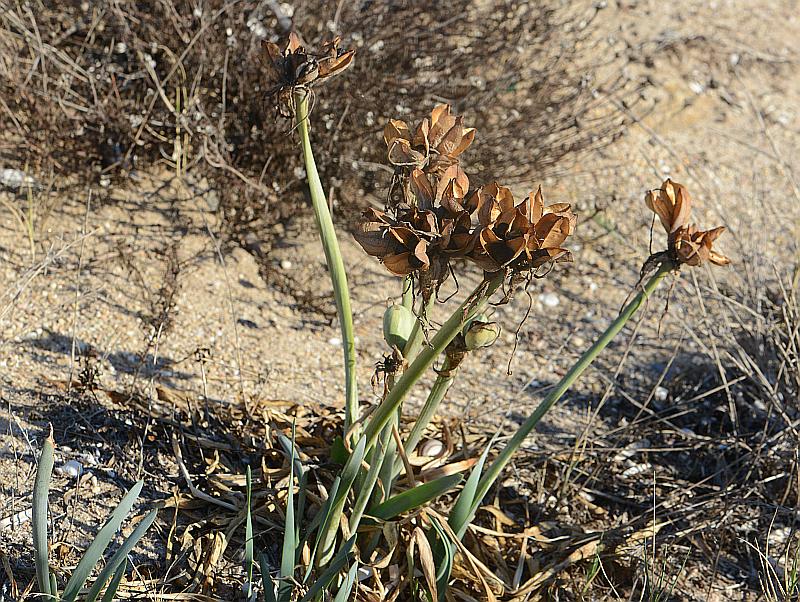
top-left (464, 189), bottom-right (481, 215)
top-left (260, 41), bottom-right (284, 83)
top-left (436, 119), bottom-right (465, 156)
top-left (430, 104), bottom-right (450, 127)
top-left (475, 188), bottom-right (494, 226)
top-left (545, 202), bottom-right (573, 214)
top-left (390, 226), bottom-right (417, 247)
top-left (670, 180), bottom-right (692, 232)
top-left (545, 203), bottom-right (577, 235)
top-left (703, 226), bottom-right (726, 242)
top-left (529, 247), bottom-right (573, 268)
top-left (317, 50), bottom-right (355, 79)
top-left (384, 120), bottom-right (411, 147)
top-left (412, 119), bottom-right (430, 154)
top-left (436, 164), bottom-right (469, 202)
top-left (415, 210), bottom-right (439, 234)
top-left (487, 236), bottom-right (526, 268)
top-left (384, 252), bottom-right (417, 275)
top-left (521, 187), bottom-right (544, 224)
top-left (388, 140), bottom-right (426, 168)
top-left (535, 214), bottom-right (570, 248)
top-left (496, 185), bottom-right (515, 212)
top-left (410, 169), bottom-right (435, 209)
top-left (645, 189), bottom-right (673, 234)
top-left (709, 250), bottom-right (731, 265)
top-left (429, 107), bottom-right (455, 147)
top-left (287, 32), bottom-right (304, 53)
top-left (353, 223), bottom-right (394, 257)
top-left (452, 128), bottom-right (476, 157)
top-left (413, 239), bottom-right (430, 269)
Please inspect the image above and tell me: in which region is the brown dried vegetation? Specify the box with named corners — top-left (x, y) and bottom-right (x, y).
top-left (0, 0), bottom-right (634, 297)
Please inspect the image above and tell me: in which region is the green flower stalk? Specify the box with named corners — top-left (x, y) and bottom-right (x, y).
top-left (395, 356), bottom-right (457, 475)
top-left (364, 272), bottom-right (504, 448)
top-left (449, 260), bottom-right (673, 538)
top-left (295, 92), bottom-right (358, 433)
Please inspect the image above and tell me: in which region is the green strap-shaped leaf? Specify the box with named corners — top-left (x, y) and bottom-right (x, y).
top-left (299, 535), bottom-right (357, 602)
top-left (61, 481), bottom-right (145, 602)
top-left (244, 465), bottom-right (254, 599)
top-left (448, 437), bottom-right (495, 539)
top-left (100, 558), bottom-right (127, 602)
top-left (349, 425), bottom-right (392, 534)
top-left (333, 561), bottom-right (359, 602)
top-left (277, 431), bottom-right (307, 540)
top-left (278, 425), bottom-right (297, 602)
top-left (370, 474), bottom-right (463, 521)
top-left (317, 436), bottom-right (366, 567)
top-left (259, 554), bottom-right (278, 602)
top-left (33, 437), bottom-right (55, 597)
top-left (304, 477), bottom-right (341, 583)
top-left (83, 509), bottom-right (157, 602)
top-left (429, 516), bottom-right (454, 598)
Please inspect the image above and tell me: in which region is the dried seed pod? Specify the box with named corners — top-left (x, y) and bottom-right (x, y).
top-left (385, 104), bottom-right (475, 176)
top-left (644, 179), bottom-right (730, 268)
top-left (468, 185), bottom-right (576, 273)
top-left (383, 304), bottom-right (416, 350)
top-left (261, 33), bottom-right (355, 117)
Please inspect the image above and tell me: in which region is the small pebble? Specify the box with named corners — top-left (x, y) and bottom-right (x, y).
top-left (539, 292), bottom-right (560, 308)
top-left (58, 460), bottom-right (83, 479)
top-left (654, 386), bottom-right (669, 401)
top-left (622, 463), bottom-right (652, 478)
top-left (328, 337), bottom-right (342, 346)
top-left (280, 259), bottom-right (292, 270)
top-left (418, 439), bottom-right (444, 457)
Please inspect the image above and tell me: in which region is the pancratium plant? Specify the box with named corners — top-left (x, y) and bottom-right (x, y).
top-left (254, 32), bottom-right (729, 601)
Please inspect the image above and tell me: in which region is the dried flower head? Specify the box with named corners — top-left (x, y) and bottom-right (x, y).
top-left (671, 225), bottom-right (730, 266)
top-left (645, 179), bottom-right (730, 267)
top-left (353, 208), bottom-right (435, 276)
top-left (261, 33), bottom-right (355, 116)
top-left (468, 185), bottom-right (576, 273)
top-left (384, 105), bottom-right (476, 175)
top-left (645, 178), bottom-right (691, 234)
top-left (355, 164), bottom-right (479, 300)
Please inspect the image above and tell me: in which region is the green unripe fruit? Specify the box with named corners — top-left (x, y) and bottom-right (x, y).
top-left (464, 320), bottom-right (501, 350)
top-left (462, 313), bottom-right (489, 337)
top-left (383, 304), bottom-right (416, 350)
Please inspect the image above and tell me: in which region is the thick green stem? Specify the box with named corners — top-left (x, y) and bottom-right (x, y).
top-left (452, 262), bottom-right (673, 538)
top-left (403, 295), bottom-right (436, 362)
top-left (394, 357), bottom-right (457, 475)
top-left (401, 275), bottom-right (414, 310)
top-left (364, 273), bottom-right (504, 448)
top-left (295, 92), bottom-right (358, 432)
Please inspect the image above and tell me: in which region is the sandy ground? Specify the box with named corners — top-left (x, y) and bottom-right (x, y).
top-left (1, 0), bottom-right (798, 599)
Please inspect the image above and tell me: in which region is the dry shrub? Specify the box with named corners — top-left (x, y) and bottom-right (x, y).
top-left (569, 259), bottom-right (800, 595)
top-left (0, 1), bottom-right (636, 272)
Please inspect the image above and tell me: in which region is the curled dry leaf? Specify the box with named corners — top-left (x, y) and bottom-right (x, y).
top-left (645, 178), bottom-right (730, 267)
